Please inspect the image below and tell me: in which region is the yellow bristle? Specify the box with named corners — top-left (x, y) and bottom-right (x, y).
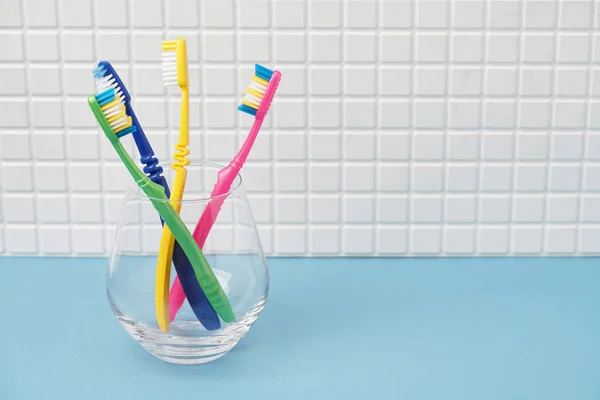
top-left (247, 88), bottom-right (265, 99)
top-left (251, 75), bottom-right (269, 86)
top-left (113, 117), bottom-right (132, 133)
top-left (101, 98), bottom-right (119, 111)
top-left (162, 41), bottom-right (177, 51)
top-left (241, 99), bottom-right (260, 110)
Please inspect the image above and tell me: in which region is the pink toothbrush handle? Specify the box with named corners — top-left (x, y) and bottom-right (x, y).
top-left (169, 165), bottom-right (240, 320)
top-left (169, 69), bottom-right (281, 321)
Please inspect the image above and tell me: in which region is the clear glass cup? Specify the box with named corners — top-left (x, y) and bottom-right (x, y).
top-left (107, 162), bottom-right (269, 364)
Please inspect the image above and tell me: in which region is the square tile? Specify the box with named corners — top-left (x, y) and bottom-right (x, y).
top-left (344, 100), bottom-right (375, 128)
top-left (381, 0), bottom-right (411, 28)
top-left (486, 34), bottom-right (519, 63)
top-left (3, 194), bottom-right (35, 222)
top-left (167, 0), bottom-right (198, 27)
top-left (451, 33), bottom-right (483, 62)
top-left (132, 0), bottom-right (162, 27)
top-left (513, 194), bottom-right (544, 222)
top-left (480, 164), bottom-right (512, 192)
top-left (345, 33), bottom-right (376, 62)
top-left (346, 0), bottom-right (376, 27)
top-left (514, 164), bottom-right (546, 191)
top-left (522, 33), bottom-right (555, 63)
top-left (444, 226), bottom-right (476, 254)
top-left (0, 67), bottom-right (26, 95)
top-left (411, 163), bottom-right (443, 192)
top-left (377, 195), bottom-right (408, 223)
top-left (343, 226), bottom-right (374, 255)
top-left (482, 133), bottom-right (513, 161)
top-left (310, 195), bottom-right (340, 223)
top-left (310, 0), bottom-right (341, 27)
top-left (27, 32), bottom-right (59, 61)
top-left (26, 0), bottom-right (57, 27)
top-left (239, 32), bottom-right (270, 62)
top-left (60, 0), bottom-right (91, 26)
top-left (275, 33), bottom-right (306, 62)
top-left (417, 1), bottom-right (447, 28)
top-left (202, 0), bottom-right (234, 27)
top-left (1, 0), bottom-right (22, 27)
top-left (380, 100), bottom-right (410, 128)
top-left (517, 133), bottom-right (548, 160)
top-left (62, 32), bottom-right (94, 61)
top-left (446, 164), bottom-right (478, 192)
top-left (379, 164), bottom-right (409, 192)
top-left (310, 164), bottom-right (340, 193)
top-left (452, 1), bottom-right (484, 28)
top-left (343, 195), bottom-right (374, 223)
top-left (445, 195), bottom-right (476, 223)
top-left (275, 0), bottom-right (305, 28)
top-left (415, 33), bottom-right (446, 62)
top-left (479, 195), bottom-right (510, 223)
top-left (238, 0), bottom-right (270, 27)
top-left (381, 33), bottom-right (411, 62)
top-left (276, 195), bottom-right (307, 223)
top-left (524, 1), bottom-right (556, 28)
top-left (512, 226), bottom-right (543, 254)
top-left (96, 0), bottom-right (127, 27)
top-left (344, 66), bottom-right (376, 95)
top-left (39, 226), bottom-right (70, 255)
top-left (310, 227), bottom-right (340, 254)
top-left (377, 226), bottom-right (408, 255)
top-left (478, 226), bottom-right (509, 254)
top-left (545, 226), bottom-right (576, 254)
top-left (410, 226), bottom-right (441, 254)
top-left (0, 33), bottom-right (24, 61)
top-left (411, 195), bottom-right (443, 222)
top-left (203, 32), bottom-right (235, 62)
top-left (5, 226), bottom-right (37, 254)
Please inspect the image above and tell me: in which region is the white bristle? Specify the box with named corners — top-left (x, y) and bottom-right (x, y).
top-left (95, 72), bottom-right (129, 130)
top-left (245, 93), bottom-right (262, 106)
top-left (249, 80), bottom-right (267, 94)
top-left (161, 50), bottom-right (178, 87)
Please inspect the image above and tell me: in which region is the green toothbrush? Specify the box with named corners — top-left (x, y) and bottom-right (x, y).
top-left (88, 91), bottom-right (235, 323)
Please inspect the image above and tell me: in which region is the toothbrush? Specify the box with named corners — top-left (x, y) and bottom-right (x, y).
top-left (88, 89), bottom-right (235, 329)
top-left (153, 38), bottom-right (202, 332)
top-left (169, 64), bottom-right (282, 320)
top-left (93, 61), bottom-right (221, 331)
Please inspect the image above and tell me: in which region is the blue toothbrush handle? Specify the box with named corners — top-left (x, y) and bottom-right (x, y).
top-left (152, 176), bottom-right (221, 330)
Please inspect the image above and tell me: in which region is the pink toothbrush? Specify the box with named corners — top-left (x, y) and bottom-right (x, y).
top-left (169, 64), bottom-right (281, 321)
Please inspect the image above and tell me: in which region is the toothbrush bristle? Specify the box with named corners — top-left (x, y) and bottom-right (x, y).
top-left (161, 40), bottom-right (178, 87)
top-left (238, 64), bottom-right (275, 116)
top-left (95, 88), bottom-right (134, 137)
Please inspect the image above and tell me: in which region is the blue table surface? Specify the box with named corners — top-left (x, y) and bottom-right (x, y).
top-left (1, 257), bottom-right (600, 399)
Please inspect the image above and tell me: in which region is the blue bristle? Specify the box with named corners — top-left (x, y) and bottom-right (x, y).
top-left (93, 65), bottom-right (107, 79)
top-left (96, 88), bottom-right (115, 106)
top-left (238, 104), bottom-right (257, 116)
top-left (255, 64), bottom-right (273, 82)
top-left (116, 125), bottom-right (137, 138)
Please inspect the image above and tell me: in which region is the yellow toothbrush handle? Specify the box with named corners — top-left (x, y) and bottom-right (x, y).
top-left (156, 169), bottom-right (187, 332)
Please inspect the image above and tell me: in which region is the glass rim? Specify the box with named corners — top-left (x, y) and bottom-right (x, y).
top-left (126, 161), bottom-right (243, 203)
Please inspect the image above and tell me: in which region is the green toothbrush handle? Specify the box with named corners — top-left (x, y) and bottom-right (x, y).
top-left (103, 120), bottom-right (234, 321)
top-left (147, 193), bottom-right (235, 322)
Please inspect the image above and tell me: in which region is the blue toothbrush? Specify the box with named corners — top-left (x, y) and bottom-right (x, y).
top-left (93, 61), bottom-right (221, 330)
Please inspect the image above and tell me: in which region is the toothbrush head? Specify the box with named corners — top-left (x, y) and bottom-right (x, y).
top-left (238, 64), bottom-right (281, 119)
top-left (161, 38), bottom-right (188, 89)
top-left (88, 88), bottom-right (136, 142)
top-left (93, 61), bottom-right (132, 105)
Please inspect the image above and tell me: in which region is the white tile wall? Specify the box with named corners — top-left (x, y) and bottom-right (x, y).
top-left (1, 0), bottom-right (600, 257)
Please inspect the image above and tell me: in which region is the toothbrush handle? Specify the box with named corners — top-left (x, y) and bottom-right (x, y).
top-left (151, 177), bottom-right (221, 330)
top-left (169, 164), bottom-right (239, 320)
top-left (150, 195), bottom-right (235, 323)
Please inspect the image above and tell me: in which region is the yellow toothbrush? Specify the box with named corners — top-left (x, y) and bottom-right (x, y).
top-left (156, 38), bottom-right (190, 332)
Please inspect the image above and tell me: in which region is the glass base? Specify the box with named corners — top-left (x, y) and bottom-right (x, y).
top-left (114, 297), bottom-right (266, 365)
